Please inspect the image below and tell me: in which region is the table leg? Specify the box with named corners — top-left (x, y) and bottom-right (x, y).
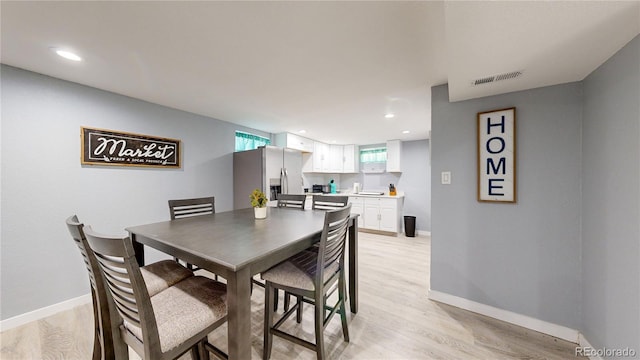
top-left (130, 234), bottom-right (145, 266)
top-left (226, 267), bottom-right (252, 360)
top-left (348, 218), bottom-right (358, 314)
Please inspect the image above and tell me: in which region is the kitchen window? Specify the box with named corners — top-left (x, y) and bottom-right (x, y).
top-left (235, 131), bottom-right (270, 152)
top-left (360, 147), bottom-right (387, 163)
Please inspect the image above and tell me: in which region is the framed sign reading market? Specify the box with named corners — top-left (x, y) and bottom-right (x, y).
top-left (477, 107), bottom-right (516, 203)
top-left (81, 127), bottom-right (181, 168)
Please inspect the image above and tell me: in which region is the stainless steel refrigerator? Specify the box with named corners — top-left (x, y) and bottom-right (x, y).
top-left (233, 146), bottom-right (303, 209)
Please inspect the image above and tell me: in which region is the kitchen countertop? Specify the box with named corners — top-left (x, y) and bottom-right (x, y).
top-left (305, 191), bottom-right (405, 199)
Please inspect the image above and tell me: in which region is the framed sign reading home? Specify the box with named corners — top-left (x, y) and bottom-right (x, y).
top-left (477, 107), bottom-right (516, 203)
top-left (81, 127), bottom-right (181, 168)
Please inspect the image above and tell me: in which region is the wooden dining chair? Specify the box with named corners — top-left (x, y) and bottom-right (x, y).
top-left (168, 196), bottom-right (215, 273)
top-left (312, 195), bottom-right (348, 211)
top-left (277, 194), bottom-right (307, 210)
top-left (84, 226), bottom-right (228, 360)
top-left (66, 215), bottom-right (195, 360)
top-left (253, 193), bottom-right (307, 311)
top-left (261, 205), bottom-right (352, 360)
top-left (283, 194), bottom-right (348, 315)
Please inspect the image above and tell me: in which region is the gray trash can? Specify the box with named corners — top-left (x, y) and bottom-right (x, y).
top-left (404, 216), bottom-right (416, 237)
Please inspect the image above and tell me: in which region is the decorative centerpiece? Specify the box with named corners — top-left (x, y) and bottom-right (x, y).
top-left (250, 188), bottom-right (268, 219)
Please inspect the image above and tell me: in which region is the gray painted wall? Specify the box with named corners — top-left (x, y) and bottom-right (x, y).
top-left (431, 82), bottom-right (583, 329)
top-left (397, 140), bottom-right (431, 232)
top-left (582, 35), bottom-right (639, 355)
top-left (341, 139), bottom-right (432, 232)
top-left (0, 65), bottom-right (270, 319)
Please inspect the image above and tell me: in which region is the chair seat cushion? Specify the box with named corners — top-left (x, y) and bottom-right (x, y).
top-left (261, 250), bottom-right (338, 292)
top-left (141, 260), bottom-right (194, 297)
top-left (124, 276), bottom-right (227, 353)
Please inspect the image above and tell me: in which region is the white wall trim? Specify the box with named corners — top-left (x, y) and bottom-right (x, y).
top-left (0, 293), bottom-right (91, 332)
top-left (416, 230), bottom-right (431, 237)
top-left (428, 289), bottom-right (580, 343)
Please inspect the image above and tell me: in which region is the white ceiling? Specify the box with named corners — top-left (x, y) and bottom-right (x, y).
top-left (2, 1), bottom-right (638, 145)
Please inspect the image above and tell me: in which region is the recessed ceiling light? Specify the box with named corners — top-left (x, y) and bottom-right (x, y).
top-left (54, 49), bottom-right (82, 62)
top-left (402, 130), bottom-right (410, 134)
top-left (385, 113), bottom-right (395, 119)
top-left (298, 130), bottom-right (306, 134)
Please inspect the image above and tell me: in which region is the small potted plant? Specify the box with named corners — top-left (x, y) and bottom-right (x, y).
top-left (250, 188), bottom-right (268, 219)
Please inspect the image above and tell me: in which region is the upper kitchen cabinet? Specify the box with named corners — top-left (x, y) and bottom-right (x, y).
top-left (312, 141), bottom-right (331, 172)
top-left (386, 140), bottom-right (402, 172)
top-left (274, 132), bottom-right (314, 153)
top-left (304, 142), bottom-right (359, 174)
top-left (343, 144), bottom-right (359, 173)
top-left (328, 144), bottom-right (344, 173)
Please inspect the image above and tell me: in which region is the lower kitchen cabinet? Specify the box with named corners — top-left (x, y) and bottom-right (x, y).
top-left (349, 196), bottom-right (365, 228)
top-left (349, 196), bottom-right (403, 234)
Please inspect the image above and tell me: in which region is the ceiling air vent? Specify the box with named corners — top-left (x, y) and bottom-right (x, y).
top-left (472, 70), bottom-right (523, 86)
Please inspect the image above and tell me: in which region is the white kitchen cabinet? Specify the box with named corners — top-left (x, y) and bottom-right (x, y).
top-left (363, 200), bottom-right (380, 229)
top-left (275, 133), bottom-right (314, 152)
top-left (378, 200), bottom-right (398, 232)
top-left (350, 195), bottom-right (404, 234)
top-left (386, 139), bottom-right (402, 172)
top-left (312, 141), bottom-right (330, 172)
top-left (348, 196), bottom-right (364, 228)
top-left (329, 145), bottom-right (344, 173)
top-left (304, 142), bottom-right (358, 174)
top-left (342, 144), bottom-right (359, 173)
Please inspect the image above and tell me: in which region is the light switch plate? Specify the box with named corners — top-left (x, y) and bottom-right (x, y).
top-left (441, 171), bottom-right (451, 185)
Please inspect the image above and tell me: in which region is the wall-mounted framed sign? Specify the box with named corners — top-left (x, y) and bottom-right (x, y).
top-left (477, 107), bottom-right (516, 203)
top-left (81, 127), bottom-right (181, 168)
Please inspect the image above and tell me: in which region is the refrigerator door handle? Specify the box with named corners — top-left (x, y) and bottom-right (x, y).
top-left (283, 168), bottom-right (289, 194)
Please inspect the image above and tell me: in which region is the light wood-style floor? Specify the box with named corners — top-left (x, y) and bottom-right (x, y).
top-left (1, 232), bottom-right (583, 359)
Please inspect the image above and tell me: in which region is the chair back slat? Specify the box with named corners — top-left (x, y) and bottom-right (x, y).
top-left (277, 194), bottom-right (306, 209)
top-left (323, 217), bottom-right (349, 268)
top-left (84, 227), bottom-right (161, 348)
top-left (93, 250), bottom-right (142, 327)
top-left (169, 197), bottom-right (215, 219)
top-left (315, 205), bottom-right (351, 287)
top-left (312, 195), bottom-right (348, 211)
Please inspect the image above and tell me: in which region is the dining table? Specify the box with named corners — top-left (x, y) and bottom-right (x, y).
top-left (126, 207), bottom-right (359, 360)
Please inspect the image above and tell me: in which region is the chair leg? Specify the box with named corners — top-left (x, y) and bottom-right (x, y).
top-left (190, 344), bottom-right (201, 360)
top-left (274, 289), bottom-right (279, 312)
top-left (90, 291), bottom-right (102, 360)
top-left (338, 273), bottom-right (350, 342)
top-left (263, 283), bottom-right (275, 360)
top-left (198, 339), bottom-right (210, 360)
top-left (314, 293), bottom-right (325, 360)
top-left (284, 291), bottom-right (291, 311)
top-left (296, 295), bottom-right (303, 323)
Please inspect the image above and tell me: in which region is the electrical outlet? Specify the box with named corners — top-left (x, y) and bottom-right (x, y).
top-left (441, 171), bottom-right (451, 185)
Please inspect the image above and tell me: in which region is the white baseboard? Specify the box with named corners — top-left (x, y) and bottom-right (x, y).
top-left (428, 289), bottom-right (580, 343)
top-left (416, 230), bottom-right (431, 236)
top-left (0, 293), bottom-right (91, 332)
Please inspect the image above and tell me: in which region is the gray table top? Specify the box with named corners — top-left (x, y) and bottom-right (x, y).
top-left (126, 207), bottom-right (327, 272)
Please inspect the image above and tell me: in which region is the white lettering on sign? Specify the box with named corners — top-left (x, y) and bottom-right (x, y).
top-left (477, 108), bottom-right (516, 203)
top-left (93, 138), bottom-right (175, 160)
